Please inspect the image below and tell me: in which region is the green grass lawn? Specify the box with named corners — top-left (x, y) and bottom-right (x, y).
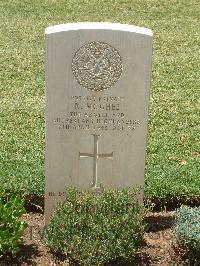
top-left (0, 0), bottom-right (199, 204)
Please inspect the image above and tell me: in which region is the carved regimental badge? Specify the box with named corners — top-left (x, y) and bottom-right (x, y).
top-left (72, 41), bottom-right (123, 91)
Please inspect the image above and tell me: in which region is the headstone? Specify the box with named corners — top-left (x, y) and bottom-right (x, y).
top-left (45, 22), bottom-right (153, 222)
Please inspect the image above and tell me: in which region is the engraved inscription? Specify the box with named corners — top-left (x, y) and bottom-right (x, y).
top-left (54, 95), bottom-right (140, 132)
top-left (48, 192), bottom-right (66, 197)
top-left (72, 41), bottom-right (123, 91)
top-left (79, 134), bottom-right (113, 190)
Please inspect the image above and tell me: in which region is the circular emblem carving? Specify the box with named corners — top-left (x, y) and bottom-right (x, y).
top-left (72, 41), bottom-right (122, 91)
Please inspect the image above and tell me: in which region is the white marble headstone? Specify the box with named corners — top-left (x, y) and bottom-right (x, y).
top-left (45, 22), bottom-right (153, 222)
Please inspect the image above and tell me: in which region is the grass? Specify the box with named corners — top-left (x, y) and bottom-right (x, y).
top-left (0, 0), bottom-right (199, 203)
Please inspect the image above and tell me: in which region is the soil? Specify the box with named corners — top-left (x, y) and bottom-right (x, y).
top-left (0, 212), bottom-right (198, 266)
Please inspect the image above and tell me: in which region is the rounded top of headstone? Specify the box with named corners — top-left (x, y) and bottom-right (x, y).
top-left (45, 22), bottom-right (153, 36)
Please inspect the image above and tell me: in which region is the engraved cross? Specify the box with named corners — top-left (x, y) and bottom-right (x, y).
top-left (79, 134), bottom-right (113, 190)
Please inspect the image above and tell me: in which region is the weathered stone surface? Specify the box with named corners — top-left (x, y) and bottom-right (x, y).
top-left (45, 22), bottom-right (153, 222)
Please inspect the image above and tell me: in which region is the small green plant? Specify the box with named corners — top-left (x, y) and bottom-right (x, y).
top-left (0, 189), bottom-right (27, 256)
top-left (44, 187), bottom-right (148, 265)
top-left (174, 205), bottom-right (200, 262)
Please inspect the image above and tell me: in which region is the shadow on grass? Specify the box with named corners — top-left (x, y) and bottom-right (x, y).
top-left (144, 214), bottom-right (175, 232)
top-left (148, 196), bottom-right (200, 212)
top-left (49, 250), bottom-right (71, 264)
top-left (0, 244), bottom-right (41, 266)
top-left (22, 194), bottom-right (200, 214)
top-left (105, 253), bottom-right (152, 266)
top-left (49, 248), bottom-right (152, 266)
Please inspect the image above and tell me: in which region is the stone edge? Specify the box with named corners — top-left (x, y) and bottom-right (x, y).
top-left (45, 22), bottom-right (153, 36)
